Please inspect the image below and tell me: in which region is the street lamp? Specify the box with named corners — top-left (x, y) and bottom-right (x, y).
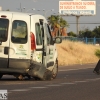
top-left (26, 8), bottom-right (35, 12)
top-left (37, 9), bottom-right (40, 11)
top-left (37, 9), bottom-right (54, 17)
top-left (43, 9), bottom-right (54, 17)
top-left (23, 7), bottom-right (26, 12)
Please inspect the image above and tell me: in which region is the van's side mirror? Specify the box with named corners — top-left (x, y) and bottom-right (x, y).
top-left (54, 37), bottom-right (62, 44)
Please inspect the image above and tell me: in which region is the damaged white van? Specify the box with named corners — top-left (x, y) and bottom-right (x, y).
top-left (0, 11), bottom-right (62, 80)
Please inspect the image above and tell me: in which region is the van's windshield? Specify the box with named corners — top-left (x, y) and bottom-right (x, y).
top-left (11, 20), bottom-right (27, 44)
top-left (0, 18), bottom-right (9, 42)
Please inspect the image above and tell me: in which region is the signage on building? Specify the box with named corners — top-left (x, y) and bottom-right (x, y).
top-left (59, 1), bottom-right (96, 15)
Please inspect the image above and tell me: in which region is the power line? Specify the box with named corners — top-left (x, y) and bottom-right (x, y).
top-left (68, 23), bottom-right (100, 24)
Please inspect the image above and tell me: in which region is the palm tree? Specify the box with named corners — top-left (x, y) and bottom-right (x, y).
top-left (47, 15), bottom-right (69, 37)
top-left (48, 15), bottom-right (69, 29)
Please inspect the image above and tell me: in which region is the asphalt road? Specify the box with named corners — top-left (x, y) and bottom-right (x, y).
top-left (0, 63), bottom-right (100, 100)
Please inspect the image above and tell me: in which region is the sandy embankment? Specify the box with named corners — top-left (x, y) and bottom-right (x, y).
top-left (56, 40), bottom-right (99, 66)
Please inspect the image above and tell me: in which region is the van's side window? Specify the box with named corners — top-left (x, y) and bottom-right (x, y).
top-left (45, 23), bottom-right (52, 45)
top-left (35, 23), bottom-right (42, 45)
top-left (11, 20), bottom-right (27, 44)
top-left (0, 18), bottom-right (9, 42)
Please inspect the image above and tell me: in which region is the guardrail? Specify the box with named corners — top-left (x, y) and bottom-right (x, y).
top-left (56, 36), bottom-right (100, 44)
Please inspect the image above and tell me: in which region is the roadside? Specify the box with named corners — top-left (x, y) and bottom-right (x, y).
top-left (58, 63), bottom-right (97, 71)
top-left (56, 40), bottom-right (100, 66)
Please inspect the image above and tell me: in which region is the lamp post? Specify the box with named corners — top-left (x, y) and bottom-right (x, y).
top-left (23, 7), bottom-right (26, 12)
top-left (26, 8), bottom-right (35, 12)
top-left (37, 9), bottom-right (54, 17)
top-left (43, 9), bottom-right (54, 17)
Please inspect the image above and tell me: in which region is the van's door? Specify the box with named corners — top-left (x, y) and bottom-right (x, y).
top-left (31, 16), bottom-right (49, 67)
top-left (31, 17), bottom-right (44, 63)
top-left (45, 24), bottom-right (55, 68)
top-left (8, 14), bottom-right (31, 69)
top-left (0, 13), bottom-right (12, 68)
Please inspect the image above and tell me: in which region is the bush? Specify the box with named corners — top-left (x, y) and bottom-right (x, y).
top-left (95, 49), bottom-right (100, 59)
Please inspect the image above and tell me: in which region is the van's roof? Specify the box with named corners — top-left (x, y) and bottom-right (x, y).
top-left (0, 11), bottom-right (42, 16)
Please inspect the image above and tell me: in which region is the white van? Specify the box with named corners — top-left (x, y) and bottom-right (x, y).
top-left (0, 11), bottom-right (62, 80)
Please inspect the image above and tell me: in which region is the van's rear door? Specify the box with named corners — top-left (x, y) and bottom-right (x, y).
top-left (0, 12), bottom-right (12, 68)
top-left (9, 13), bottom-right (30, 69)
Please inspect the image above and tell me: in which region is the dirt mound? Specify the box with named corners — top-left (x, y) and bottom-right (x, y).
top-left (56, 40), bottom-right (99, 66)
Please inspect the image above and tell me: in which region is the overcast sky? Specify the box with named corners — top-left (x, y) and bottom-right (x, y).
top-left (0, 0), bottom-right (99, 33)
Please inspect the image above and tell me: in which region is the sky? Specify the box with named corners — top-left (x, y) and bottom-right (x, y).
top-left (0, 0), bottom-right (100, 34)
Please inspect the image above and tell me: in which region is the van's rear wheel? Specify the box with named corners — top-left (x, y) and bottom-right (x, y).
top-left (0, 74), bottom-right (3, 79)
top-left (52, 60), bottom-right (58, 79)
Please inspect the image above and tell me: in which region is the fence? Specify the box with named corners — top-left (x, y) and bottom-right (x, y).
top-left (57, 36), bottom-right (100, 44)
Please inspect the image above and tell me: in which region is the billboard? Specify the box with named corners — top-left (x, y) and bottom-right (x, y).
top-left (59, 1), bottom-right (96, 15)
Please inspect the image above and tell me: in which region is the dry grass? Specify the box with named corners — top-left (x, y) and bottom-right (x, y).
top-left (56, 40), bottom-right (100, 66)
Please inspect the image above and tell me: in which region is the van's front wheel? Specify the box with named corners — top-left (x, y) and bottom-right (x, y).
top-left (52, 60), bottom-right (58, 79)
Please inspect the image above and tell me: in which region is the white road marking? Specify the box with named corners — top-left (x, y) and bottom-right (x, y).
top-left (8, 92), bottom-right (12, 94)
top-left (7, 77), bottom-right (100, 94)
top-left (61, 82), bottom-right (75, 85)
top-left (86, 78), bottom-right (100, 81)
top-left (75, 81), bottom-right (87, 83)
top-left (10, 89), bottom-right (30, 92)
top-left (59, 67), bottom-right (93, 72)
top-left (46, 84), bottom-right (61, 87)
top-left (30, 87), bottom-right (47, 89)
top-left (0, 82), bottom-right (24, 86)
top-left (73, 78), bottom-right (100, 84)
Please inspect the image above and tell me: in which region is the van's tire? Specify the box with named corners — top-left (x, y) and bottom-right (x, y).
top-left (0, 74), bottom-right (3, 79)
top-left (42, 70), bottom-right (52, 81)
top-left (52, 60), bottom-right (58, 79)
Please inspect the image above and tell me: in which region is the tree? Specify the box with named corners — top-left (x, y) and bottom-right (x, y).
top-left (79, 26), bottom-right (100, 38)
top-left (79, 27), bottom-right (96, 38)
top-left (95, 49), bottom-right (100, 59)
top-left (93, 26), bottom-right (100, 38)
top-left (67, 31), bottom-right (77, 37)
top-left (6, 9), bottom-right (10, 11)
top-left (81, 30), bottom-right (93, 38)
top-left (47, 15), bottom-right (69, 37)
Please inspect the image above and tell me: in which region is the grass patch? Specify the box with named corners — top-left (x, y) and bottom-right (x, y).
top-left (56, 40), bottom-right (99, 66)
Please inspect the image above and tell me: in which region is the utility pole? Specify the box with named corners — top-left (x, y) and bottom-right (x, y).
top-left (73, 0), bottom-right (81, 36)
top-left (20, 3), bottom-right (22, 12)
top-left (76, 15), bottom-right (80, 36)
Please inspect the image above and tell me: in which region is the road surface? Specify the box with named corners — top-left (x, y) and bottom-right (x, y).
top-left (0, 63), bottom-right (100, 100)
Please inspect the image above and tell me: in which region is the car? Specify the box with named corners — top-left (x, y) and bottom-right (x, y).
top-left (0, 11), bottom-right (62, 80)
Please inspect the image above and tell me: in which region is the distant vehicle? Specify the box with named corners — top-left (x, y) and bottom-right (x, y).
top-left (0, 11), bottom-right (62, 80)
